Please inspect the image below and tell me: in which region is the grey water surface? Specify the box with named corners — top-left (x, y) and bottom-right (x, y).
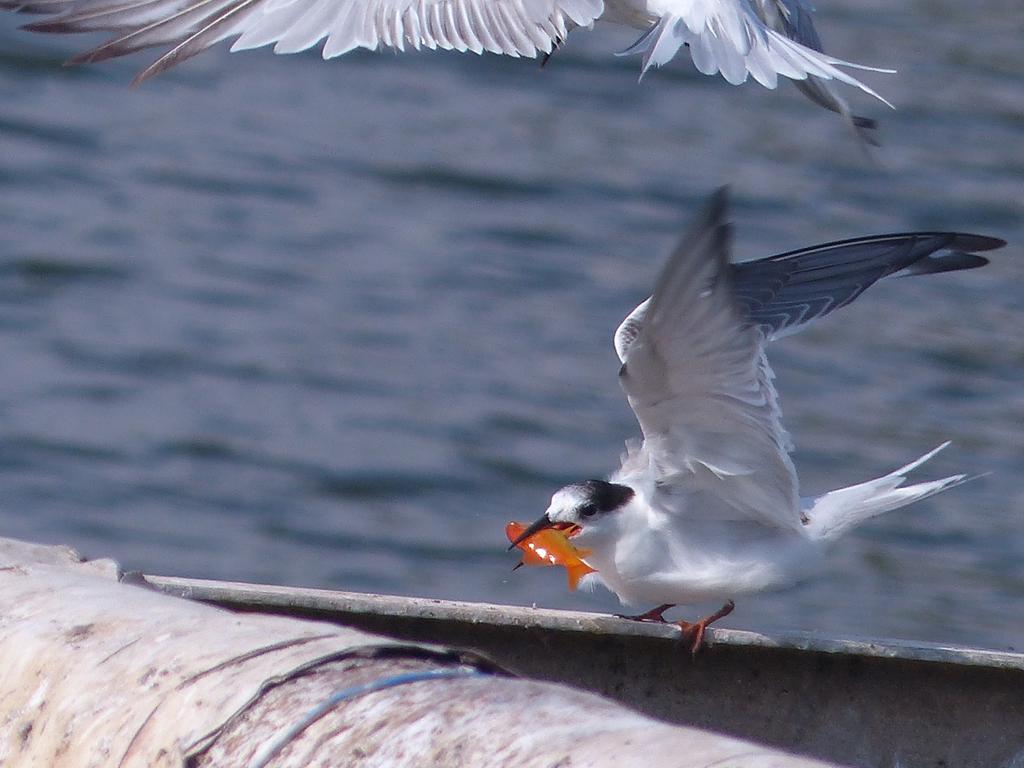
top-left (1, 0), bottom-right (1021, 650)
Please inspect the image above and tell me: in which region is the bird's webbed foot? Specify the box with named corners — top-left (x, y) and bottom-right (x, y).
top-left (676, 600), bottom-right (735, 657)
top-left (615, 603), bottom-right (675, 623)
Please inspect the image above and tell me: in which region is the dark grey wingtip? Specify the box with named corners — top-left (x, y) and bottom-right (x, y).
top-left (643, 187), bottom-right (737, 325)
top-left (948, 234), bottom-right (1007, 253)
top-left (18, 19), bottom-right (43, 31)
top-left (21, 17), bottom-right (74, 32)
top-left (6, 0), bottom-right (79, 12)
top-left (673, 187), bottom-right (732, 255)
top-left (695, 186), bottom-right (732, 250)
top-left (695, 186), bottom-right (734, 273)
top-left (896, 233), bottom-right (1005, 278)
top-left (66, 48), bottom-right (107, 65)
top-left (852, 114), bottom-right (881, 147)
top-left (898, 250), bottom-right (989, 277)
top-left (8, 1), bottom-right (60, 12)
top-left (708, 185), bottom-right (731, 213)
top-left (130, 64), bottom-right (162, 87)
top-left (791, 77), bottom-right (884, 148)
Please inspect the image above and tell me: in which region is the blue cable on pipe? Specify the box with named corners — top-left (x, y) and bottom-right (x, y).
top-left (247, 666), bottom-right (488, 768)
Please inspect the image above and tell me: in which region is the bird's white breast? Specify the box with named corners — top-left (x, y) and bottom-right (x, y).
top-left (581, 503), bottom-right (823, 607)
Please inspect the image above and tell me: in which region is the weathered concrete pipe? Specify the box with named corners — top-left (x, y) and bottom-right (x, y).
top-left (0, 536), bottom-right (841, 767)
top-left (143, 577), bottom-right (1024, 768)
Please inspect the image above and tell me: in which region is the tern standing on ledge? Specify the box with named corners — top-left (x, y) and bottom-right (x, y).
top-left (511, 189), bottom-right (1004, 654)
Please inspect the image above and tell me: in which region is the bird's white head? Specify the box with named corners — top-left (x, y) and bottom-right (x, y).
top-left (547, 480), bottom-right (635, 524)
top-left (509, 480), bottom-right (637, 551)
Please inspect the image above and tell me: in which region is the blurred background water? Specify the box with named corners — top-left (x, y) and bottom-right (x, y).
top-left (0, 0), bottom-right (1021, 650)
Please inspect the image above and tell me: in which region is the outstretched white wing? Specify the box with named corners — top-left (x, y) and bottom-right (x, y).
top-left (615, 188), bottom-right (801, 530)
top-left (14, 0), bottom-right (603, 82)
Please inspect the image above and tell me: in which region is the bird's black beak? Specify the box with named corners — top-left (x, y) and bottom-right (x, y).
top-left (507, 513), bottom-right (555, 550)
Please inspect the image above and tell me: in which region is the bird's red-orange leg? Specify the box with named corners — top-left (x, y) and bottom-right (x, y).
top-left (615, 603), bottom-right (676, 623)
top-left (676, 600), bottom-right (735, 657)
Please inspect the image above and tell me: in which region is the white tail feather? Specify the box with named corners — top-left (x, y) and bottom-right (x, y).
top-left (617, 12), bottom-right (893, 107)
top-left (802, 443), bottom-right (967, 542)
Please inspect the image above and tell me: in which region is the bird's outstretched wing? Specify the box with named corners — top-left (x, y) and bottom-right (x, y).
top-left (615, 188), bottom-right (802, 531)
top-left (617, 230), bottom-right (1002, 352)
top-left (6, 0), bottom-right (602, 82)
top-left (618, 0), bottom-right (892, 107)
top-left (731, 232), bottom-right (1003, 340)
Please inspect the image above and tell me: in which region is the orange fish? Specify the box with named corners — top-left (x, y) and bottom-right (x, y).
top-left (506, 521), bottom-right (596, 591)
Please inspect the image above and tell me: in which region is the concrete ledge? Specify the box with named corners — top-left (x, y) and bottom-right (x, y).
top-left (148, 576), bottom-right (1024, 768)
top-left (2, 535), bottom-right (844, 768)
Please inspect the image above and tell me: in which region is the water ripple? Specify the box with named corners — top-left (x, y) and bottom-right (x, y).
top-left (0, 3), bottom-right (1020, 650)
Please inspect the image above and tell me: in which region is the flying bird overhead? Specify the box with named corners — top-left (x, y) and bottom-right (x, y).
top-left (5, 0), bottom-right (891, 138)
top-left (510, 189), bottom-right (1004, 653)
